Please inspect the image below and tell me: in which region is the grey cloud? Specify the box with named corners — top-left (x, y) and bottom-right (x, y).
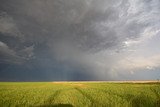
top-left (0, 12), bottom-right (23, 39)
top-left (0, 0), bottom-right (160, 80)
top-left (0, 40), bottom-right (35, 64)
top-left (18, 45), bottom-right (34, 59)
top-left (0, 8), bottom-right (35, 64)
top-left (0, 41), bottom-right (24, 64)
top-left (1, 0), bottom-right (123, 51)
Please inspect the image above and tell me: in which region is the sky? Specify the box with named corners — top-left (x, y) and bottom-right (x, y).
top-left (0, 0), bottom-right (160, 81)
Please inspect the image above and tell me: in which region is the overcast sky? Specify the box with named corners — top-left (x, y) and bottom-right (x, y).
top-left (0, 0), bottom-right (160, 81)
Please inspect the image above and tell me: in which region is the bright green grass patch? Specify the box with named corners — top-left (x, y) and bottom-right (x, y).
top-left (0, 82), bottom-right (160, 107)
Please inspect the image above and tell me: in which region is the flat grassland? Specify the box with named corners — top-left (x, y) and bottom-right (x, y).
top-left (0, 81), bottom-right (160, 107)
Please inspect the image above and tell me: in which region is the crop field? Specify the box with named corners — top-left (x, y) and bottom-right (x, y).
top-left (0, 82), bottom-right (160, 107)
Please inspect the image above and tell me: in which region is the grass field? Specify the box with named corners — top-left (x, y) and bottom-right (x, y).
top-left (0, 82), bottom-right (160, 107)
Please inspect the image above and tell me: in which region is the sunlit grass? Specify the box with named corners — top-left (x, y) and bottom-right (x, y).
top-left (0, 82), bottom-right (160, 107)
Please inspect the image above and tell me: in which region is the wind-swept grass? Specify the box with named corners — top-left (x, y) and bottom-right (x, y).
top-left (0, 82), bottom-right (159, 107)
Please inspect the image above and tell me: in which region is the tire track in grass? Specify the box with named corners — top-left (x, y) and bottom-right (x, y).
top-left (91, 87), bottom-right (155, 107)
top-left (93, 88), bottom-right (134, 106)
top-left (90, 87), bottom-right (130, 99)
top-left (42, 89), bottom-right (62, 106)
top-left (91, 87), bottom-right (133, 103)
top-left (79, 87), bottom-right (120, 106)
top-left (74, 87), bottom-right (99, 107)
top-left (38, 88), bottom-right (74, 107)
top-left (151, 87), bottom-right (160, 106)
top-left (47, 88), bottom-right (74, 103)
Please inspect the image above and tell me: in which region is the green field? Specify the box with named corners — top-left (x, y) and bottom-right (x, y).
top-left (0, 82), bottom-right (160, 107)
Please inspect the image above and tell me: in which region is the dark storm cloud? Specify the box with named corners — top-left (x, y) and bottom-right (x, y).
top-left (0, 10), bottom-right (34, 64)
top-left (0, 0), bottom-right (126, 50)
top-left (0, 41), bottom-right (23, 64)
top-left (0, 40), bottom-right (34, 64)
top-left (0, 0), bottom-right (160, 81)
